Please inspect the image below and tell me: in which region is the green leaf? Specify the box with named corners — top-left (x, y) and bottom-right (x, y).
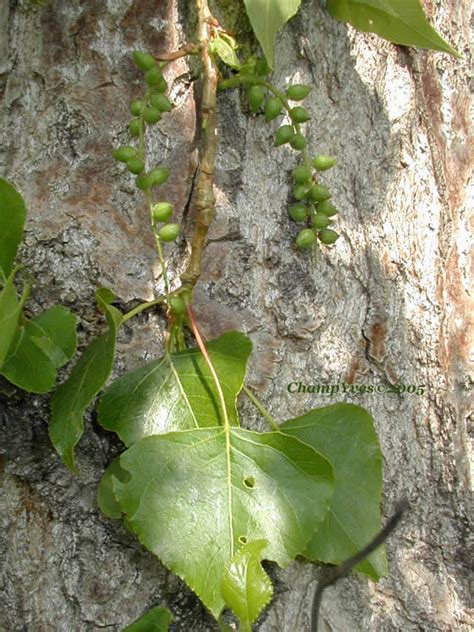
top-left (97, 457), bottom-right (130, 519)
top-left (49, 304), bottom-right (121, 473)
top-left (112, 427), bottom-right (334, 619)
top-left (327, 0), bottom-right (460, 57)
top-left (0, 179), bottom-right (27, 279)
top-left (243, 0), bottom-right (302, 68)
top-left (1, 321), bottom-right (57, 393)
top-left (220, 539), bottom-right (273, 626)
top-left (123, 605), bottom-right (173, 632)
top-left (29, 306), bottom-right (77, 368)
top-left (0, 271), bottom-right (22, 369)
top-left (209, 32), bottom-right (241, 69)
top-left (97, 332), bottom-right (252, 446)
top-left (280, 403), bottom-right (387, 579)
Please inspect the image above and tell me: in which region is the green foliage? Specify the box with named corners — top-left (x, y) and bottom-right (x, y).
top-left (123, 605), bottom-right (173, 631)
top-left (0, 179), bottom-right (26, 279)
top-left (327, 0), bottom-right (459, 57)
top-left (0, 271), bottom-right (22, 369)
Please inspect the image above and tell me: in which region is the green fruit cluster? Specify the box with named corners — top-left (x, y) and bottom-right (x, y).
top-left (287, 156), bottom-right (340, 248)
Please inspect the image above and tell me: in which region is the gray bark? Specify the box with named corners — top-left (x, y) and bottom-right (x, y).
top-left (0, 0), bottom-right (471, 631)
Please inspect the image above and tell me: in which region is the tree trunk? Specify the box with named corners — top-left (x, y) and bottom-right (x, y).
top-left (0, 1), bottom-right (471, 630)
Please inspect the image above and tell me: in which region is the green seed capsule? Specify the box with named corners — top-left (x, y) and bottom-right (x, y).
top-left (288, 205), bottom-right (309, 222)
top-left (292, 165), bottom-right (312, 184)
top-left (136, 173), bottom-right (154, 191)
top-left (158, 223), bottom-right (180, 242)
top-left (255, 57), bottom-right (271, 76)
top-left (126, 157), bottom-right (145, 174)
top-left (293, 184), bottom-right (308, 201)
top-left (247, 85), bottom-right (265, 112)
top-left (319, 228), bottom-right (339, 245)
top-left (286, 84), bottom-right (312, 101)
top-left (132, 51), bottom-right (157, 72)
top-left (275, 125), bottom-right (295, 146)
top-left (150, 93), bottom-right (173, 112)
top-left (152, 202), bottom-right (173, 223)
top-left (169, 296), bottom-right (185, 315)
top-left (130, 100), bottom-right (144, 116)
top-left (145, 66), bottom-right (162, 86)
top-left (112, 146), bottom-right (136, 162)
top-left (308, 184), bottom-right (331, 202)
top-left (290, 106), bottom-right (311, 123)
top-left (311, 212), bottom-right (330, 229)
top-left (317, 200), bottom-right (338, 216)
top-left (296, 228), bottom-right (316, 249)
top-left (264, 97), bottom-right (282, 121)
top-left (150, 75), bottom-right (168, 94)
top-left (143, 107), bottom-right (161, 124)
top-left (290, 134), bottom-right (307, 150)
top-left (149, 166), bottom-right (170, 186)
top-left (129, 118), bottom-right (142, 137)
top-left (313, 155), bottom-right (337, 171)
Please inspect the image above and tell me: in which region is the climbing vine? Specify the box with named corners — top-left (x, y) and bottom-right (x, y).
top-left (0, 0), bottom-right (458, 630)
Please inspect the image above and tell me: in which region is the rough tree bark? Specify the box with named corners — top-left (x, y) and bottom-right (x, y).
top-left (0, 0), bottom-right (471, 630)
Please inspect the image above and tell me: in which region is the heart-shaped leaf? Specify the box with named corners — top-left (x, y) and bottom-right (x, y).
top-left (112, 427), bottom-right (334, 619)
top-left (243, 0), bottom-right (302, 68)
top-left (0, 270), bottom-right (22, 369)
top-left (123, 605), bottom-right (173, 631)
top-left (97, 331), bottom-right (252, 445)
top-left (29, 306), bottom-right (77, 368)
top-left (0, 179), bottom-right (27, 279)
top-left (220, 539), bottom-right (273, 626)
top-left (327, 0), bottom-right (460, 57)
top-left (49, 302), bottom-right (121, 473)
top-left (281, 403), bottom-right (386, 579)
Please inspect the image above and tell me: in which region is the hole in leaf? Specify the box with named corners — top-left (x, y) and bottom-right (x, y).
top-left (239, 535), bottom-right (248, 545)
top-left (243, 476), bottom-right (256, 489)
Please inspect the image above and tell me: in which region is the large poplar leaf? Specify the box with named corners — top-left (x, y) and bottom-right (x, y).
top-left (327, 0), bottom-right (459, 57)
top-left (0, 271), bottom-right (21, 369)
top-left (281, 403), bottom-right (386, 579)
top-left (49, 303), bottom-right (121, 473)
top-left (31, 306), bottom-right (77, 368)
top-left (220, 539), bottom-right (273, 626)
top-left (123, 606), bottom-right (173, 631)
top-left (0, 179), bottom-right (27, 279)
top-left (97, 332), bottom-right (252, 445)
top-left (97, 457), bottom-right (129, 519)
top-left (243, 0), bottom-right (302, 68)
top-left (112, 427), bottom-right (334, 618)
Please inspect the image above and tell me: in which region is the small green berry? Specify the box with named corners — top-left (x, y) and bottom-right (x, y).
top-left (247, 85), bottom-right (265, 112)
top-left (255, 57), bottom-right (271, 76)
top-left (129, 118), bottom-right (142, 137)
top-left (293, 184), bottom-right (308, 201)
top-left (149, 166), bottom-right (170, 186)
top-left (275, 125), bottom-right (295, 146)
top-left (308, 184), bottom-right (331, 202)
top-left (286, 84), bottom-right (312, 101)
top-left (290, 106), bottom-right (311, 123)
top-left (319, 228), bottom-right (339, 245)
top-left (150, 93), bottom-right (173, 112)
top-left (296, 228), bottom-right (316, 249)
top-left (317, 200), bottom-right (338, 216)
top-left (152, 202), bottom-right (173, 223)
top-left (112, 146), bottom-right (136, 162)
top-left (132, 51), bottom-right (156, 72)
top-left (145, 66), bottom-right (162, 86)
top-left (292, 165), bottom-right (312, 184)
top-left (264, 97), bottom-right (282, 121)
top-left (143, 107), bottom-right (161, 124)
top-left (158, 223), bottom-right (180, 242)
top-left (288, 205), bottom-right (309, 222)
top-left (126, 157), bottom-right (145, 174)
top-left (136, 173), bottom-right (154, 191)
top-left (130, 100), bottom-right (144, 116)
top-left (151, 75), bottom-right (168, 94)
top-left (290, 134), bottom-right (307, 150)
top-left (169, 296), bottom-right (185, 315)
top-left (313, 155), bottom-right (337, 171)
top-left (311, 213), bottom-right (330, 229)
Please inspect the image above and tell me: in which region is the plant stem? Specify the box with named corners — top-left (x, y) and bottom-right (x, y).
top-left (146, 191), bottom-right (170, 298)
top-left (156, 41), bottom-right (200, 61)
top-left (181, 0), bottom-right (219, 290)
top-left (121, 296), bottom-right (165, 323)
top-left (242, 385), bottom-right (279, 431)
